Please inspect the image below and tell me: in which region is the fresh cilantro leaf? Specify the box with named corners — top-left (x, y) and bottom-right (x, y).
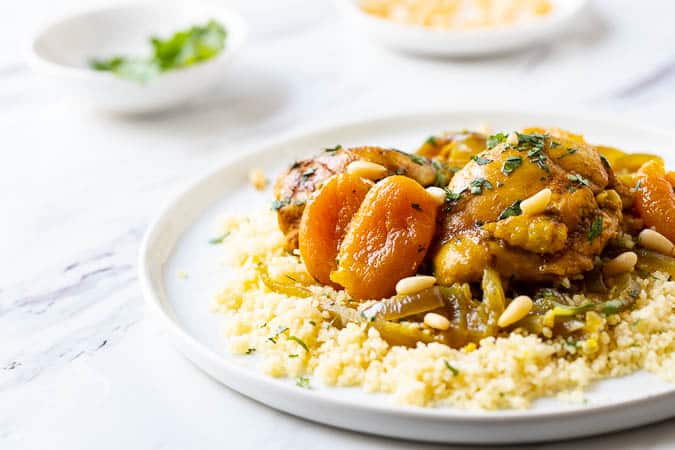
top-left (487, 132), bottom-right (508, 149)
top-left (425, 136), bottom-right (437, 145)
top-left (271, 198), bottom-right (291, 211)
top-left (296, 376), bottom-right (310, 388)
top-left (325, 144), bottom-right (342, 153)
top-left (567, 174), bottom-right (590, 187)
top-left (469, 178), bottom-right (493, 195)
top-left (288, 336), bottom-right (309, 352)
top-left (588, 216), bottom-right (603, 241)
top-left (502, 156), bottom-right (522, 175)
top-left (208, 231), bottom-right (230, 245)
top-left (90, 20), bottom-right (226, 83)
top-left (444, 360), bottom-right (459, 376)
top-left (410, 154), bottom-right (426, 165)
top-left (471, 155), bottom-right (493, 165)
top-left (497, 200), bottom-right (522, 220)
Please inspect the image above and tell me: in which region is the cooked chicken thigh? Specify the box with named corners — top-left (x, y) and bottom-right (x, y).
top-left (432, 128), bottom-right (625, 283)
top-left (274, 146), bottom-right (449, 249)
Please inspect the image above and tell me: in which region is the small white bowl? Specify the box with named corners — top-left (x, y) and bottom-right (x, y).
top-left (28, 1), bottom-right (247, 114)
top-left (335, 0), bottom-right (588, 57)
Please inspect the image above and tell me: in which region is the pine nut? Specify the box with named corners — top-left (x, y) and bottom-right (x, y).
top-left (520, 188), bottom-right (552, 216)
top-left (395, 275), bottom-right (436, 295)
top-left (506, 132), bottom-right (519, 146)
top-left (346, 161), bottom-right (388, 180)
top-left (425, 186), bottom-right (447, 205)
top-left (248, 169), bottom-right (268, 190)
top-left (602, 251), bottom-right (638, 277)
top-left (638, 229), bottom-right (675, 256)
top-left (497, 295), bottom-right (533, 328)
top-left (424, 312), bottom-right (450, 330)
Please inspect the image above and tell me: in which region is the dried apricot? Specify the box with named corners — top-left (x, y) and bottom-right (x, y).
top-left (330, 176), bottom-right (438, 299)
top-left (298, 174), bottom-right (371, 286)
top-left (634, 160), bottom-right (675, 242)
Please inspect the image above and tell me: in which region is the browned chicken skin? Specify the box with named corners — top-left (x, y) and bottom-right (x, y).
top-left (432, 128), bottom-right (625, 283)
top-left (274, 146), bottom-right (450, 249)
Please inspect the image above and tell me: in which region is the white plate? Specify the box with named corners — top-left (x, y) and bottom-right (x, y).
top-left (139, 110), bottom-right (675, 444)
top-left (28, 1), bottom-right (246, 114)
top-left (335, 0), bottom-right (588, 56)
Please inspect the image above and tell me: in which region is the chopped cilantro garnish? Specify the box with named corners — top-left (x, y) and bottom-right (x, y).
top-left (443, 187), bottom-right (465, 202)
top-left (90, 20), bottom-right (226, 83)
top-left (444, 360), bottom-right (459, 376)
top-left (557, 148), bottom-right (577, 159)
top-left (288, 336), bottom-right (309, 352)
top-left (469, 178), bottom-right (493, 195)
top-left (245, 347), bottom-right (256, 355)
top-left (296, 376), bottom-right (310, 388)
top-left (502, 156), bottom-right (522, 175)
top-left (208, 231), bottom-right (230, 245)
top-left (271, 198), bottom-right (291, 210)
top-left (410, 154), bottom-right (427, 165)
top-left (471, 155), bottom-right (493, 165)
top-left (288, 354), bottom-right (299, 358)
top-left (432, 160), bottom-right (448, 186)
top-left (487, 132), bottom-right (508, 149)
top-left (425, 136), bottom-right (438, 146)
top-left (588, 216), bottom-right (603, 241)
top-left (497, 200), bottom-right (522, 220)
top-left (567, 174), bottom-right (590, 187)
top-left (301, 168), bottom-right (316, 181)
top-left (325, 144), bottom-right (342, 153)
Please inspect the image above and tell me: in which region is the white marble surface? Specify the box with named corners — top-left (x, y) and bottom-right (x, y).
top-left (2, 0), bottom-right (675, 449)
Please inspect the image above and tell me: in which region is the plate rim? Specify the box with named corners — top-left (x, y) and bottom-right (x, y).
top-left (139, 109), bottom-right (675, 426)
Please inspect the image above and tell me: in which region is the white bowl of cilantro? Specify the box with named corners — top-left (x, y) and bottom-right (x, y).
top-left (29, 1), bottom-right (246, 114)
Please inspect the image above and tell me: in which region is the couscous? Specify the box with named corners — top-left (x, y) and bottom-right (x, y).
top-left (212, 127), bottom-right (675, 409)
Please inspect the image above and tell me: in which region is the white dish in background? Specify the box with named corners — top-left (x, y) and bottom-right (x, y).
top-left (335, 0), bottom-right (589, 56)
top-left (139, 111), bottom-right (675, 444)
top-left (28, 1), bottom-right (246, 114)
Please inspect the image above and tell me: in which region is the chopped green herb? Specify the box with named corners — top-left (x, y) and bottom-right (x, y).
top-left (432, 160), bottom-right (448, 186)
top-left (487, 132), bottom-right (508, 149)
top-left (469, 178), bottom-right (493, 195)
top-left (288, 336), bottom-right (309, 352)
top-left (600, 299), bottom-right (624, 315)
top-left (471, 155), bottom-right (493, 165)
top-left (425, 136), bottom-right (438, 146)
top-left (245, 347), bottom-right (256, 355)
top-left (588, 216), bottom-right (603, 241)
top-left (443, 187), bottom-right (465, 202)
top-left (395, 167), bottom-right (407, 175)
top-left (502, 156), bottom-right (522, 175)
top-left (444, 360), bottom-right (459, 376)
top-left (296, 376), bottom-right (310, 388)
top-left (208, 231), bottom-right (230, 245)
top-left (567, 174), bottom-right (590, 187)
top-left (271, 198), bottom-right (291, 211)
top-left (91, 20), bottom-right (226, 83)
top-left (288, 354), bottom-right (299, 358)
top-left (325, 144), bottom-right (342, 153)
top-left (410, 154), bottom-right (426, 165)
top-left (497, 200), bottom-right (522, 220)
top-left (301, 168), bottom-right (316, 181)
top-left (550, 141), bottom-right (561, 148)
top-left (557, 147), bottom-right (577, 159)
top-left (411, 203), bottom-right (422, 211)
top-left (309, 320), bottom-right (317, 326)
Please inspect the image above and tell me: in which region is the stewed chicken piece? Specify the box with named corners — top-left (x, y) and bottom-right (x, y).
top-left (432, 128), bottom-right (625, 284)
top-left (274, 145), bottom-right (450, 249)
